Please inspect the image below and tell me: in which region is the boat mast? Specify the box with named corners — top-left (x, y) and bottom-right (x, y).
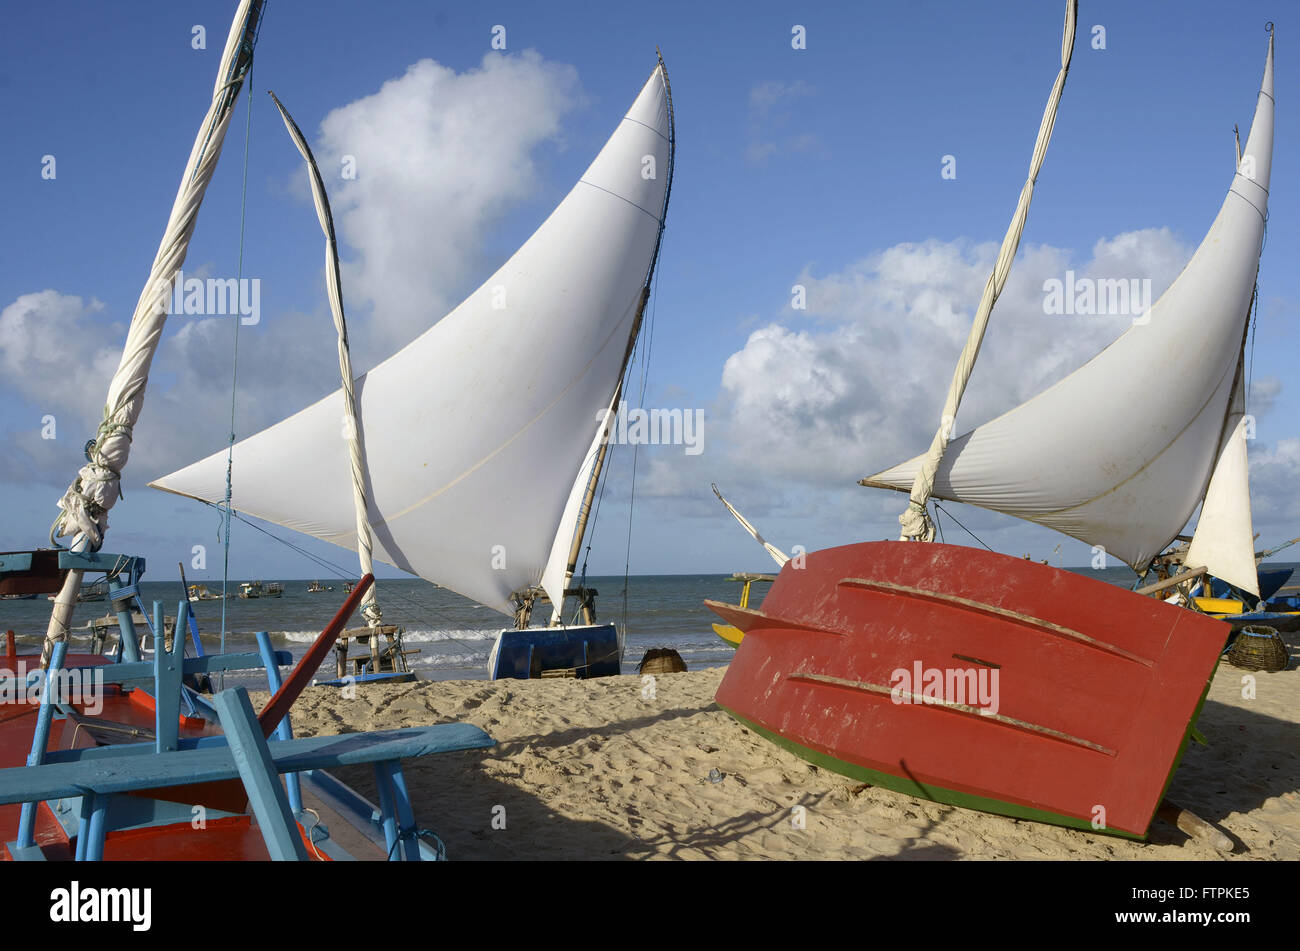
top-left (267, 92), bottom-right (384, 632)
top-left (890, 0), bottom-right (1077, 543)
top-left (41, 0), bottom-right (265, 667)
top-left (549, 50), bottom-right (677, 624)
top-left (711, 483), bottom-right (790, 568)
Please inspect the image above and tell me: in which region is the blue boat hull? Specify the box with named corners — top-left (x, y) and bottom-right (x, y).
top-left (487, 624), bottom-right (621, 680)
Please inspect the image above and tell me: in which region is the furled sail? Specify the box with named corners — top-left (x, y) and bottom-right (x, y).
top-left (862, 33), bottom-right (1274, 572)
top-left (268, 90), bottom-right (385, 628)
top-left (41, 0), bottom-right (264, 662)
top-left (152, 63), bottom-right (674, 616)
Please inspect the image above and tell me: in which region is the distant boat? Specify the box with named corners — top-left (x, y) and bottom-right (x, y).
top-left (264, 582), bottom-right (284, 598)
top-left (0, 594), bottom-right (38, 601)
top-left (187, 584), bottom-right (222, 602)
top-left (711, 573), bottom-right (776, 648)
top-left (306, 581), bottom-right (333, 594)
top-left (238, 581), bottom-right (263, 599)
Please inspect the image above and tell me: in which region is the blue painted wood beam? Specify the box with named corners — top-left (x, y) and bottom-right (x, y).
top-left (214, 687), bottom-right (308, 861)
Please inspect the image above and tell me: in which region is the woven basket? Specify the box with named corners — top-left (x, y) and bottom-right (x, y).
top-left (638, 648), bottom-right (687, 675)
top-left (1227, 625), bottom-right (1290, 672)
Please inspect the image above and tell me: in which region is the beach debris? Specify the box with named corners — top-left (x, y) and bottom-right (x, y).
top-left (708, 768), bottom-right (724, 784)
top-left (1156, 800), bottom-right (1234, 853)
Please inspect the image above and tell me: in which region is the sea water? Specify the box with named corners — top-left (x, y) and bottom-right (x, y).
top-left (4, 563), bottom-right (1293, 682)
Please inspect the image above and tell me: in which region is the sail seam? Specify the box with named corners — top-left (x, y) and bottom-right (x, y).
top-left (620, 115), bottom-right (671, 143)
top-left (575, 180), bottom-right (663, 224)
top-left (1227, 187), bottom-right (1268, 225)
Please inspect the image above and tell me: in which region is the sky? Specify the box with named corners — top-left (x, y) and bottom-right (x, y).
top-left (1, 0), bottom-right (1295, 589)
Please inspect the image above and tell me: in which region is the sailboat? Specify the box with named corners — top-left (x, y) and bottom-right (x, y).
top-left (708, 4), bottom-right (1275, 840)
top-left (151, 56), bottom-right (677, 682)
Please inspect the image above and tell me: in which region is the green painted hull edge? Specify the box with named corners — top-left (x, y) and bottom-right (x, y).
top-left (717, 703), bottom-right (1149, 841)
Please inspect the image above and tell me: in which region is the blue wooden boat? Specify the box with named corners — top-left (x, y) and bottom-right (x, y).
top-left (0, 552), bottom-right (492, 861)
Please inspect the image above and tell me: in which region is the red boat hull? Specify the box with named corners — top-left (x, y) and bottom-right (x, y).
top-left (709, 542), bottom-right (1229, 838)
top-left (0, 652), bottom-right (330, 861)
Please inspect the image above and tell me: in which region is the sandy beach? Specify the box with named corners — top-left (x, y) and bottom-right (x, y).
top-left (273, 647), bottom-right (1298, 860)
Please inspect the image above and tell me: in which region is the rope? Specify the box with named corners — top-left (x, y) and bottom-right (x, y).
top-left (1246, 280), bottom-right (1259, 412)
top-left (211, 506), bottom-right (494, 667)
top-left (620, 259), bottom-right (661, 646)
top-left (218, 55), bottom-right (257, 670)
top-left (933, 502), bottom-right (995, 552)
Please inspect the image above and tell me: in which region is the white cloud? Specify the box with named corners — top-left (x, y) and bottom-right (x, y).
top-left (1, 51), bottom-right (590, 496)
top-left (715, 228), bottom-right (1195, 492)
top-left (1248, 437), bottom-right (1300, 527)
top-left (1249, 376), bottom-right (1282, 418)
top-left (315, 51), bottom-right (583, 358)
top-left (0, 291), bottom-right (118, 422)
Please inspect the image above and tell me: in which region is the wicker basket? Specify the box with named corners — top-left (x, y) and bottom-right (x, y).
top-left (638, 648), bottom-right (687, 675)
top-left (1226, 625), bottom-right (1290, 672)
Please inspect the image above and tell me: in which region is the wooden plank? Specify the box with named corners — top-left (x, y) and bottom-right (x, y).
top-left (214, 687), bottom-right (307, 861)
top-left (839, 576), bottom-right (1154, 667)
top-left (153, 601), bottom-right (186, 753)
top-left (77, 650), bottom-right (292, 687)
top-left (255, 631), bottom-right (301, 814)
top-left (0, 722), bottom-right (494, 803)
top-left (1135, 566), bottom-right (1207, 596)
top-left (15, 641), bottom-right (67, 849)
top-left (258, 575), bottom-right (373, 736)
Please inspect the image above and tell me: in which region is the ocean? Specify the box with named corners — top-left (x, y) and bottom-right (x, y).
top-left (5, 563), bottom-right (1296, 683)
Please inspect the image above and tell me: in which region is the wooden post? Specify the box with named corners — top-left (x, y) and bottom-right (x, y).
top-left (1135, 566), bottom-right (1206, 597)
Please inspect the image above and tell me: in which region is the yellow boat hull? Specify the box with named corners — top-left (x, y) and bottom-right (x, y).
top-left (1195, 596), bottom-right (1246, 615)
top-left (712, 622), bottom-right (744, 648)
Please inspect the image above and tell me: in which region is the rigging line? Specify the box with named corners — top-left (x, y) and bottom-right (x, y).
top-left (218, 55), bottom-right (257, 669)
top-left (1246, 281), bottom-right (1259, 413)
top-left (932, 501), bottom-right (945, 544)
top-left (621, 247), bottom-right (664, 642)
top-left (216, 507), bottom-right (499, 661)
top-left (932, 501), bottom-right (994, 552)
top-left (574, 440), bottom-right (614, 626)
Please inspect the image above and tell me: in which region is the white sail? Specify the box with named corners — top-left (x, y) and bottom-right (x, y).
top-left (1186, 368), bottom-right (1258, 596)
top-left (863, 34), bottom-right (1274, 572)
top-left (152, 64), bottom-right (673, 616)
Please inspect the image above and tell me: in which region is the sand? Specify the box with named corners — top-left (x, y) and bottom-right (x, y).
top-left (275, 652), bottom-right (1299, 860)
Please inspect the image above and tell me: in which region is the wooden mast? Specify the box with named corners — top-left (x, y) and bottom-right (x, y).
top-left (548, 50), bottom-right (677, 626)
